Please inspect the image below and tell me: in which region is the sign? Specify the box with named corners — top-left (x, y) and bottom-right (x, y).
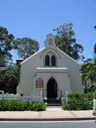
top-left (36, 79), bottom-right (43, 88)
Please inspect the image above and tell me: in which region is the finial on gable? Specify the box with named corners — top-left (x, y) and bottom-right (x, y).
top-left (45, 34), bottom-right (56, 48)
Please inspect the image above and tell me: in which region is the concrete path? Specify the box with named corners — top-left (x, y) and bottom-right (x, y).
top-left (0, 106), bottom-right (96, 121)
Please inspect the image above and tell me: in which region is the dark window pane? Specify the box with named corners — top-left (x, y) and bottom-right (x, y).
top-left (45, 55), bottom-right (50, 66)
top-left (51, 55), bottom-right (56, 66)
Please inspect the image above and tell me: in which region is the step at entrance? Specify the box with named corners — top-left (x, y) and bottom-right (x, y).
top-left (47, 98), bottom-right (62, 106)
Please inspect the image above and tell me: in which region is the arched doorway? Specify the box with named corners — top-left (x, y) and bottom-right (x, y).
top-left (47, 78), bottom-right (57, 98)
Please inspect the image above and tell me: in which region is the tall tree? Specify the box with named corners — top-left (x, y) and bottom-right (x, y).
top-left (93, 43), bottom-right (96, 59)
top-left (13, 37), bottom-right (39, 59)
top-left (53, 23), bottom-right (84, 60)
top-left (0, 65), bottom-right (19, 93)
top-left (94, 26), bottom-right (96, 58)
top-left (81, 58), bottom-right (96, 86)
top-left (81, 25), bottom-right (96, 86)
top-left (0, 26), bottom-right (14, 66)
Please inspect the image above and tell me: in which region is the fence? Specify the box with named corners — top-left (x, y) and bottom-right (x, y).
top-left (0, 91), bottom-right (43, 102)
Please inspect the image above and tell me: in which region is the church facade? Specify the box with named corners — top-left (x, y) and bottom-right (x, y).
top-left (17, 34), bottom-right (83, 99)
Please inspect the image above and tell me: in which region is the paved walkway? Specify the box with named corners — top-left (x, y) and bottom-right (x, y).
top-left (0, 106), bottom-right (96, 120)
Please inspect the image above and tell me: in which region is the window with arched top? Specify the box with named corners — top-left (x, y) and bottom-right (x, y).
top-left (51, 55), bottom-right (56, 66)
top-left (45, 55), bottom-right (50, 66)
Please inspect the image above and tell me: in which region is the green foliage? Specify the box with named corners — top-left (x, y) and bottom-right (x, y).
top-left (84, 87), bottom-right (96, 93)
top-left (0, 26), bottom-right (14, 66)
top-left (0, 100), bottom-right (27, 111)
top-left (27, 102), bottom-right (46, 111)
top-left (81, 58), bottom-right (96, 86)
top-left (68, 92), bottom-right (93, 101)
top-left (0, 100), bottom-right (46, 111)
top-left (0, 65), bottom-right (19, 93)
top-left (53, 23), bottom-right (84, 61)
top-left (62, 100), bottom-right (93, 110)
top-left (62, 92), bottom-right (93, 110)
top-left (94, 43), bottom-right (96, 56)
top-left (13, 37), bottom-right (39, 59)
top-left (81, 41), bottom-right (96, 86)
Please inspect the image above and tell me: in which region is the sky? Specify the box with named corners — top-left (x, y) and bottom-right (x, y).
top-left (0, 0), bottom-right (96, 63)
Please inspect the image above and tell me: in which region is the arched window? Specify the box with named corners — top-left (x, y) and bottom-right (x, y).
top-left (45, 55), bottom-right (50, 66)
top-left (51, 55), bottom-right (56, 66)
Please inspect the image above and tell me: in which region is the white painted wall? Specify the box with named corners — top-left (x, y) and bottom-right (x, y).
top-left (17, 34), bottom-right (83, 97)
top-left (57, 48), bottom-right (83, 93)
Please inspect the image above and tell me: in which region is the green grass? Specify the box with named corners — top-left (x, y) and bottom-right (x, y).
top-left (0, 94), bottom-right (16, 96)
top-left (0, 93), bottom-right (17, 100)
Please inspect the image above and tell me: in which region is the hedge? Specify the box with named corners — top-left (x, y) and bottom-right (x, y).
top-left (62, 92), bottom-right (94, 110)
top-left (67, 92), bottom-right (93, 101)
top-left (62, 100), bottom-right (93, 110)
top-left (0, 100), bottom-right (46, 111)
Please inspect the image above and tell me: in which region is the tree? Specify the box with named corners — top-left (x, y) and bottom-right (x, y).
top-left (0, 26), bottom-right (14, 66)
top-left (53, 23), bottom-right (84, 60)
top-left (13, 37), bottom-right (39, 59)
top-left (93, 43), bottom-right (96, 59)
top-left (0, 65), bottom-right (19, 93)
top-left (81, 26), bottom-right (96, 87)
top-left (94, 26), bottom-right (96, 58)
top-left (81, 58), bottom-right (96, 87)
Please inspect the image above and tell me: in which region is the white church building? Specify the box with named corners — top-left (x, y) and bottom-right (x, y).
top-left (17, 34), bottom-right (83, 102)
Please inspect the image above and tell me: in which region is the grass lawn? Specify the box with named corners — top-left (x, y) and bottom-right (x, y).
top-left (0, 94), bottom-right (16, 96)
top-left (0, 93), bottom-right (17, 100)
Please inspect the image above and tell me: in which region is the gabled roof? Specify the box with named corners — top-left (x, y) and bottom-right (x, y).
top-left (21, 34), bottom-right (81, 66)
top-left (57, 47), bottom-right (80, 66)
top-left (21, 47), bottom-right (45, 64)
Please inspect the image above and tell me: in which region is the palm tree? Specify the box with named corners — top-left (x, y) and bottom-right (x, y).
top-left (81, 58), bottom-right (96, 86)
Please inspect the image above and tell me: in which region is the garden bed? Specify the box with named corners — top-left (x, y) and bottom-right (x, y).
top-left (0, 100), bottom-right (46, 111)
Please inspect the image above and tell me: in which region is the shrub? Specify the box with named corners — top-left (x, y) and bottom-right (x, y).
top-left (62, 100), bottom-right (93, 110)
top-left (0, 100), bottom-right (9, 111)
top-left (8, 101), bottom-right (28, 111)
top-left (27, 102), bottom-right (46, 111)
top-left (68, 92), bottom-right (83, 100)
top-left (84, 87), bottom-right (96, 93)
top-left (68, 92), bottom-right (93, 101)
top-left (0, 100), bottom-right (46, 111)
top-left (62, 92), bottom-right (94, 110)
